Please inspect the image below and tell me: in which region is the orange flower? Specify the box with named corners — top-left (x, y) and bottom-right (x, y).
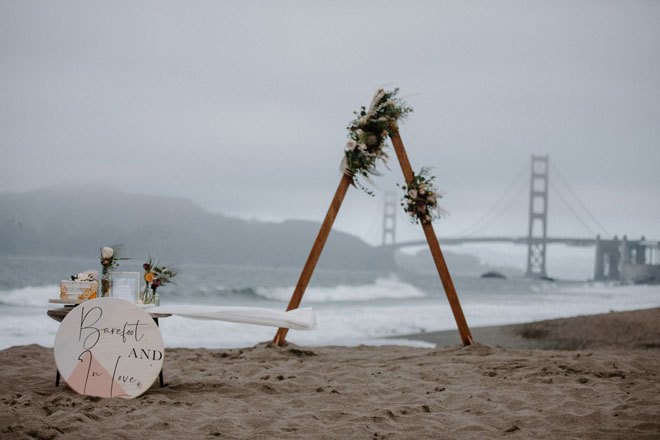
top-left (144, 272), bottom-right (155, 282)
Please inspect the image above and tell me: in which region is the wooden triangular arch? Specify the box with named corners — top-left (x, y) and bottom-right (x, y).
top-left (273, 91), bottom-right (473, 347)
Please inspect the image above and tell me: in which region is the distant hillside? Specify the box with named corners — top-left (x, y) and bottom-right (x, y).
top-left (0, 184), bottom-right (393, 271)
top-left (395, 247), bottom-right (523, 277)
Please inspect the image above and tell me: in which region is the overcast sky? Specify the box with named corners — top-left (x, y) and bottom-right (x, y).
top-left (2, 0), bottom-right (659, 246)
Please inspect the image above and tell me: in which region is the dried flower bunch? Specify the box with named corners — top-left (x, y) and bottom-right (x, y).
top-left (141, 256), bottom-right (177, 304)
top-left (399, 167), bottom-right (445, 225)
top-left (343, 88), bottom-right (412, 195)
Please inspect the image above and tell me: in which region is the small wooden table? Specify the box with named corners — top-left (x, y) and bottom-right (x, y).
top-left (47, 302), bottom-right (172, 388)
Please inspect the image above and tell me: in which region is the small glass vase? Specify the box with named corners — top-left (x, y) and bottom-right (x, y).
top-left (140, 284), bottom-right (151, 304)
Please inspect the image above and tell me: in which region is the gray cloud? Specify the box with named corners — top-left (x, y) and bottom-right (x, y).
top-left (1, 0), bottom-right (658, 244)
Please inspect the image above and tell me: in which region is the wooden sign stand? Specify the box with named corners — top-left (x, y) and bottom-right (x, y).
top-left (273, 126), bottom-right (473, 347)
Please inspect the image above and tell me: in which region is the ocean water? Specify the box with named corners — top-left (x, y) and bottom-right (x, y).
top-left (1, 255), bottom-right (659, 350)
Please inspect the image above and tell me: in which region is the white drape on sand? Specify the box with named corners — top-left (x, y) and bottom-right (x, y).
top-left (148, 305), bottom-right (316, 330)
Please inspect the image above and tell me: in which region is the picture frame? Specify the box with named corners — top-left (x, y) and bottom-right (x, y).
top-left (109, 272), bottom-right (140, 303)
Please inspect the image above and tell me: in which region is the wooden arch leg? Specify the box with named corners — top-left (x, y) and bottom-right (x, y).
top-left (390, 130), bottom-right (473, 346)
top-left (273, 173), bottom-right (353, 345)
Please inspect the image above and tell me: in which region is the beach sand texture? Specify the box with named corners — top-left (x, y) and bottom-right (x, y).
top-left (1, 309), bottom-right (659, 439)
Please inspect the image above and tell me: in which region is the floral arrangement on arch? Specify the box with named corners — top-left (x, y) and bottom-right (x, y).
top-left (343, 88), bottom-right (413, 195)
top-left (399, 167), bottom-right (446, 225)
top-left (141, 256), bottom-right (177, 305)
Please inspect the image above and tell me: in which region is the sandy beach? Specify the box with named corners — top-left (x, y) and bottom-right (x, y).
top-left (2, 308), bottom-right (659, 439)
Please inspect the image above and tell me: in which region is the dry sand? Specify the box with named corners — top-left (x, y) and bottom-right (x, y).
top-left (1, 309), bottom-right (660, 439)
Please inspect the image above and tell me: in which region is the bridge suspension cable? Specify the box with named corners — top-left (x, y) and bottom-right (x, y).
top-left (550, 163), bottom-right (610, 236)
top-left (464, 183), bottom-right (528, 237)
top-left (452, 158), bottom-right (530, 237)
top-left (549, 180), bottom-right (597, 236)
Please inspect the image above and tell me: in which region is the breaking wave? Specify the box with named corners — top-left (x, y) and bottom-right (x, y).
top-left (254, 276), bottom-right (426, 302)
top-left (0, 285), bottom-right (57, 307)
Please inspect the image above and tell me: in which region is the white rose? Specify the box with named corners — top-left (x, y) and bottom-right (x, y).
top-left (102, 247), bottom-right (114, 259)
top-left (355, 128), bottom-right (363, 136)
top-left (409, 189), bottom-right (418, 198)
top-left (358, 143), bottom-right (367, 151)
top-left (346, 140), bottom-right (357, 151)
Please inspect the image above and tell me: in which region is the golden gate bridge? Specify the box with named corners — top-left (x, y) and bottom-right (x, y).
top-left (379, 156), bottom-right (659, 282)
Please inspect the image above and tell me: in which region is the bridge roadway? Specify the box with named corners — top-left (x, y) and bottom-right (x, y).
top-left (383, 236), bottom-right (597, 249)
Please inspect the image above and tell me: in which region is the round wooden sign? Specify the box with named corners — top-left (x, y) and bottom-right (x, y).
top-left (53, 298), bottom-right (164, 399)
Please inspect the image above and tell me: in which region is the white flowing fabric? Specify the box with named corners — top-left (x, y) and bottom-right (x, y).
top-left (148, 305), bottom-right (316, 331)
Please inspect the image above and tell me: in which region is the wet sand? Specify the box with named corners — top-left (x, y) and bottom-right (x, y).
top-left (401, 307), bottom-right (660, 350)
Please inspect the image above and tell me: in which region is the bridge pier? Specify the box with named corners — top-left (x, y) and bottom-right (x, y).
top-left (594, 235), bottom-right (604, 279)
top-left (593, 235), bottom-right (655, 282)
top-left (620, 235), bottom-right (647, 266)
top-left (594, 235), bottom-right (621, 281)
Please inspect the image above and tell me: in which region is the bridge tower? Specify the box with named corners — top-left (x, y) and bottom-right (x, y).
top-left (526, 155), bottom-right (549, 278)
top-left (382, 191), bottom-right (397, 246)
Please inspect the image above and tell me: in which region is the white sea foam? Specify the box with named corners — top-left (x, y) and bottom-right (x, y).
top-left (2, 280), bottom-right (659, 351)
top-left (254, 276), bottom-right (426, 302)
top-left (0, 312), bottom-right (60, 349)
top-left (0, 285), bottom-right (58, 307)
